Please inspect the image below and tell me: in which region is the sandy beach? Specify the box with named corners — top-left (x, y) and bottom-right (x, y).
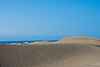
top-left (0, 36), bottom-right (100, 67)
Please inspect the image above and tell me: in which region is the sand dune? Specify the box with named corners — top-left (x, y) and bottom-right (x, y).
top-left (32, 41), bottom-right (51, 44)
top-left (1, 44), bottom-right (100, 67)
top-left (11, 43), bottom-right (19, 45)
top-left (41, 41), bottom-right (51, 43)
top-left (57, 36), bottom-right (100, 45)
top-left (0, 36), bottom-right (100, 67)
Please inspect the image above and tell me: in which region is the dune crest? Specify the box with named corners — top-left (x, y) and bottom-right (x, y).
top-left (57, 36), bottom-right (100, 45)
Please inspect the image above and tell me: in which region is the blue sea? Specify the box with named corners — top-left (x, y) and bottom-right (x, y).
top-left (0, 40), bottom-right (58, 44)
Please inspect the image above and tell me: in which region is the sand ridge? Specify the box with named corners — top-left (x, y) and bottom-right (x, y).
top-left (0, 36), bottom-right (100, 67)
top-left (57, 36), bottom-right (100, 45)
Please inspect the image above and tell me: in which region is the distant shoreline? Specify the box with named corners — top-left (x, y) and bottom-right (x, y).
top-left (0, 40), bottom-right (58, 44)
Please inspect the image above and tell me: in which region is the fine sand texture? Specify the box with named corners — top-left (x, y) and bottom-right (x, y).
top-left (0, 36), bottom-right (100, 67)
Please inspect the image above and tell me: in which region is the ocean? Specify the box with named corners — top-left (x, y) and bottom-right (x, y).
top-left (0, 40), bottom-right (58, 44)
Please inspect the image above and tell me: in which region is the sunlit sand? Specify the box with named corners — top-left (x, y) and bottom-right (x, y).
top-left (1, 36), bottom-right (100, 67)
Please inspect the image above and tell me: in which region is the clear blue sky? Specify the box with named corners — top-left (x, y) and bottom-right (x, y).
top-left (0, 0), bottom-right (100, 41)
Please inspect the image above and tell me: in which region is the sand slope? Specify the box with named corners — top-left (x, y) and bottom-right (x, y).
top-left (57, 36), bottom-right (100, 45)
top-left (30, 41), bottom-right (51, 44)
top-left (1, 43), bottom-right (100, 67)
top-left (0, 36), bottom-right (100, 67)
